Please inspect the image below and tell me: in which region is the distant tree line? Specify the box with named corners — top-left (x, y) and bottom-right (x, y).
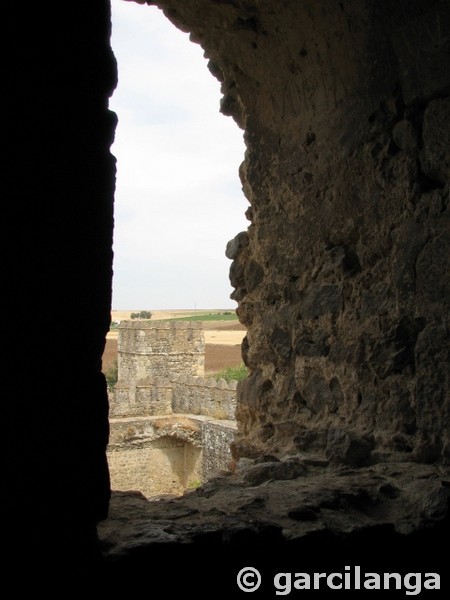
top-left (130, 310), bottom-right (152, 319)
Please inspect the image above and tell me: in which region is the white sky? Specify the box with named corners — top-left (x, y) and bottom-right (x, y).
top-left (109, 0), bottom-right (248, 310)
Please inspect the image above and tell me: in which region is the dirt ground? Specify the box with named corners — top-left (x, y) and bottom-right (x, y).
top-left (102, 313), bottom-right (246, 374)
top-left (102, 338), bottom-right (119, 373)
top-left (204, 344), bottom-right (243, 372)
top-left (102, 339), bottom-right (243, 374)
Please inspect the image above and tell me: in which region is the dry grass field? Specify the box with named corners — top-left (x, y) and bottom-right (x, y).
top-left (102, 310), bottom-right (246, 375)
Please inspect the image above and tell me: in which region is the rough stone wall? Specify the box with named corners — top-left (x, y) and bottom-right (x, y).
top-left (148, 0), bottom-right (450, 467)
top-left (110, 374), bottom-right (237, 419)
top-left (107, 416), bottom-right (203, 496)
top-left (111, 376), bottom-right (173, 417)
top-left (201, 420), bottom-right (238, 479)
top-left (107, 441), bottom-right (196, 497)
top-left (171, 375), bottom-right (237, 420)
top-left (107, 414), bottom-right (235, 496)
top-left (118, 320), bottom-right (205, 387)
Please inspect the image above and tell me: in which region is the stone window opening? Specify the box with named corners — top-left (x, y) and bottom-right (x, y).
top-left (106, 0), bottom-right (246, 499)
top-left (10, 0), bottom-right (448, 579)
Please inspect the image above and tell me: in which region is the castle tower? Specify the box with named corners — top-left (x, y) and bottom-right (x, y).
top-left (117, 320), bottom-right (205, 388)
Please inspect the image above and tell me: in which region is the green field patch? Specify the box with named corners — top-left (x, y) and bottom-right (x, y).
top-left (161, 312), bottom-right (237, 322)
top-left (212, 363), bottom-right (248, 383)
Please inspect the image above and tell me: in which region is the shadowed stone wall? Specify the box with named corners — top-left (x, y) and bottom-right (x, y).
top-left (149, 0), bottom-right (450, 467)
top-left (7, 0), bottom-right (116, 563)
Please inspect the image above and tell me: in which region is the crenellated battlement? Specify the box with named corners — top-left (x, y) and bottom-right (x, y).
top-left (117, 319), bottom-right (205, 382)
top-left (110, 373), bottom-right (237, 420)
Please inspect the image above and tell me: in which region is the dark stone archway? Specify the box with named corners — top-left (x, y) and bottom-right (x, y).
top-left (7, 0), bottom-right (449, 587)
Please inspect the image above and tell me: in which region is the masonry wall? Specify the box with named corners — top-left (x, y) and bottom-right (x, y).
top-left (152, 0), bottom-right (450, 467)
top-left (108, 321), bottom-right (238, 496)
top-left (107, 414), bottom-right (231, 497)
top-left (118, 321), bottom-right (205, 386)
top-left (110, 374), bottom-right (237, 420)
top-left (202, 420), bottom-right (238, 480)
top-left (107, 415), bottom-right (203, 497)
top-left (171, 375), bottom-right (237, 421)
top-left (108, 436), bottom-right (202, 497)
top-left (110, 376), bottom-right (173, 417)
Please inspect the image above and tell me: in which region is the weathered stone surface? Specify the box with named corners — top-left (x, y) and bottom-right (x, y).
top-left (270, 326), bottom-right (292, 361)
top-left (420, 98), bottom-right (450, 184)
top-left (298, 284), bottom-right (343, 320)
top-left (244, 259), bottom-right (264, 292)
top-left (202, 420), bottom-right (237, 480)
top-left (392, 119), bottom-right (418, 151)
top-left (287, 506), bottom-right (318, 521)
top-left (242, 459), bottom-right (306, 485)
top-left (293, 428), bottom-right (328, 453)
top-left (302, 374), bottom-right (330, 415)
top-left (413, 322), bottom-right (450, 462)
top-left (391, 2), bottom-right (450, 104)
top-left (211, 0), bottom-right (450, 466)
top-left (225, 230), bottom-right (249, 260)
top-left (98, 462), bottom-right (449, 561)
top-left (294, 330), bottom-right (330, 357)
top-left (228, 257), bottom-right (245, 289)
top-left (368, 317), bottom-right (425, 379)
top-left (415, 216), bottom-right (450, 304)
top-left (329, 377), bottom-right (344, 413)
top-left (326, 428), bottom-right (374, 467)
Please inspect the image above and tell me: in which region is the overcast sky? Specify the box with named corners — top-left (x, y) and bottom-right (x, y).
top-left (109, 0), bottom-right (248, 310)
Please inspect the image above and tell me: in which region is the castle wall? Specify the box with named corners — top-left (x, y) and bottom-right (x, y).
top-left (108, 320), bottom-right (239, 496)
top-left (107, 414), bottom-right (233, 497)
top-left (153, 0), bottom-right (450, 468)
top-left (109, 374), bottom-right (237, 420)
top-left (109, 376), bottom-right (173, 417)
top-left (108, 437), bottom-right (202, 498)
top-left (202, 420), bottom-right (238, 480)
top-left (171, 375), bottom-right (236, 421)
